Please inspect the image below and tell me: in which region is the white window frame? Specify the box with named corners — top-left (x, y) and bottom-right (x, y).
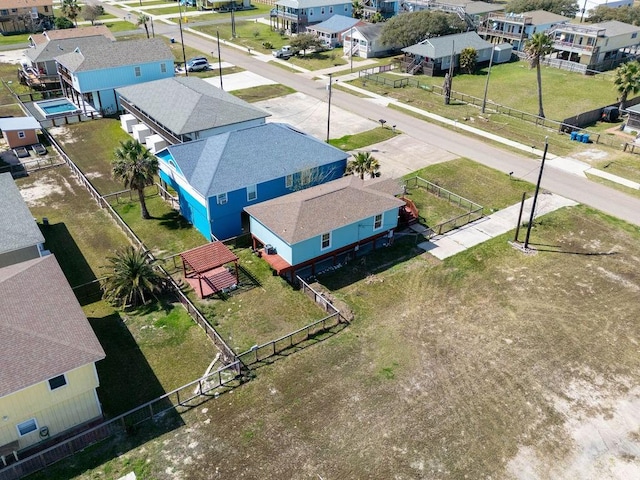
top-left (16, 418), bottom-right (38, 437)
top-left (246, 184), bottom-right (257, 202)
top-left (17, 131), bottom-right (25, 138)
top-left (321, 232), bottom-right (331, 250)
top-left (285, 174), bottom-right (293, 188)
top-left (217, 193), bottom-right (228, 205)
top-left (134, 66), bottom-right (141, 77)
top-left (48, 374), bottom-right (67, 391)
top-left (373, 213), bottom-right (383, 230)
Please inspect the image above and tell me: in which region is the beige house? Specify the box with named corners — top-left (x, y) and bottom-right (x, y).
top-left (0, 117), bottom-right (40, 149)
top-left (0, 0), bottom-right (54, 34)
top-left (28, 25), bottom-right (116, 47)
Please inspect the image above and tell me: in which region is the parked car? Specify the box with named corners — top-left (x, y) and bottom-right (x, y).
top-left (186, 58), bottom-right (209, 72)
top-left (272, 45), bottom-right (295, 59)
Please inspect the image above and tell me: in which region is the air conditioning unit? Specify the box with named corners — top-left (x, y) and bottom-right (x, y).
top-left (265, 244), bottom-right (277, 255)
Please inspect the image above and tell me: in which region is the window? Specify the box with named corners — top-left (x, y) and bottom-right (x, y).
top-left (160, 63), bottom-right (167, 73)
top-left (48, 374), bottom-right (67, 390)
top-left (17, 131), bottom-right (25, 138)
top-left (309, 8), bottom-right (313, 15)
top-left (217, 193), bottom-right (227, 205)
top-left (321, 7), bottom-right (325, 14)
top-left (329, 6), bottom-right (333, 13)
top-left (344, 4), bottom-right (348, 11)
top-left (633, 32), bottom-right (638, 39)
top-left (44, 6), bottom-right (48, 12)
top-left (300, 167), bottom-right (316, 186)
top-left (0, 10), bottom-right (8, 15)
top-left (17, 418), bottom-right (38, 437)
top-left (321, 232), bottom-right (331, 250)
top-left (246, 184), bottom-right (257, 202)
top-left (285, 174), bottom-right (293, 188)
top-left (134, 66), bottom-right (141, 77)
top-left (374, 214), bottom-right (382, 230)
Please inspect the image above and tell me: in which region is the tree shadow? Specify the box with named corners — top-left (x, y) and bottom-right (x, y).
top-left (526, 242), bottom-right (619, 256)
top-left (156, 209), bottom-right (193, 230)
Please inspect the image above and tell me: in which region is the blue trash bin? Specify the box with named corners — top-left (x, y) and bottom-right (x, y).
top-left (575, 133), bottom-right (584, 143)
top-left (582, 133), bottom-right (590, 143)
top-left (570, 131), bottom-right (578, 141)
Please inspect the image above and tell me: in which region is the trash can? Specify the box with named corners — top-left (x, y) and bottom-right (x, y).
top-left (575, 133), bottom-right (584, 143)
top-left (582, 133), bottom-right (590, 143)
top-left (570, 131), bottom-right (578, 141)
top-left (170, 38), bottom-right (175, 44)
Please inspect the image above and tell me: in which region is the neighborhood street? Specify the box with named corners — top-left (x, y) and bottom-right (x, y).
top-left (101, 2), bottom-right (640, 227)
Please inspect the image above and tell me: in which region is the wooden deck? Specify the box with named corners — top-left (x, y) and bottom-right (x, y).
top-left (185, 266), bottom-right (238, 298)
top-left (259, 249), bottom-right (292, 275)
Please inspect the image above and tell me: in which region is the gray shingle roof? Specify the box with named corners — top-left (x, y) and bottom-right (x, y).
top-left (244, 176), bottom-right (405, 244)
top-left (161, 123), bottom-right (348, 198)
top-left (308, 15), bottom-right (360, 34)
top-left (592, 20), bottom-right (640, 36)
top-left (55, 38), bottom-right (173, 72)
top-left (525, 10), bottom-right (570, 25)
top-left (0, 255), bottom-right (105, 398)
top-left (24, 35), bottom-right (112, 63)
top-left (0, 173), bottom-right (44, 256)
top-left (30, 26), bottom-right (116, 46)
top-left (402, 31), bottom-right (492, 58)
top-left (277, 0), bottom-right (347, 9)
top-left (355, 23), bottom-right (383, 42)
top-left (116, 77), bottom-right (269, 136)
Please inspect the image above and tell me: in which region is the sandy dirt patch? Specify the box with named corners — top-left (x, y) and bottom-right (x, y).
top-left (19, 173), bottom-right (76, 207)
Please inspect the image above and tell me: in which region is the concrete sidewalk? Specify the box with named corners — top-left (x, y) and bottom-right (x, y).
top-left (417, 193), bottom-right (578, 260)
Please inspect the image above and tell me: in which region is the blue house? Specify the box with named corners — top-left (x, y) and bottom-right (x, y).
top-left (271, 0), bottom-right (352, 34)
top-left (156, 123), bottom-right (349, 240)
top-left (55, 38), bottom-right (174, 116)
top-left (244, 175), bottom-right (405, 280)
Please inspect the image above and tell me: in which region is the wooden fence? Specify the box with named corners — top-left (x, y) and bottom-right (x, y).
top-left (404, 176), bottom-right (484, 237)
top-left (0, 361), bottom-right (243, 480)
top-left (0, 155), bottom-right (64, 177)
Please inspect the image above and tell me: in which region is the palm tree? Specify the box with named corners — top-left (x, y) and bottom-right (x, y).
top-left (614, 61), bottom-right (640, 111)
top-left (61, 0), bottom-right (81, 26)
top-left (346, 151), bottom-right (381, 179)
top-left (524, 32), bottom-right (553, 119)
top-left (112, 140), bottom-right (158, 219)
top-left (137, 13), bottom-right (150, 39)
top-left (352, 0), bottom-right (364, 19)
top-left (102, 246), bottom-right (165, 308)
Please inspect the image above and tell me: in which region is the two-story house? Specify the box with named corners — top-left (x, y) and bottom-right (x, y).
top-left (0, 173), bottom-right (105, 457)
top-left (0, 0), bottom-right (53, 34)
top-left (477, 10), bottom-right (570, 51)
top-left (271, 0), bottom-right (352, 34)
top-left (245, 175), bottom-right (405, 281)
top-left (548, 20), bottom-right (640, 72)
top-left (155, 122), bottom-right (349, 240)
top-left (55, 38), bottom-right (174, 116)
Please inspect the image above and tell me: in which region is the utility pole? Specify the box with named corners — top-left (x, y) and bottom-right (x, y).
top-left (178, 2), bottom-right (188, 77)
top-left (350, 26), bottom-right (354, 73)
top-left (150, 17), bottom-right (155, 38)
top-left (231, 2), bottom-right (236, 38)
top-left (216, 31), bottom-right (223, 90)
top-left (481, 44), bottom-right (495, 114)
top-left (444, 41), bottom-right (454, 105)
top-left (326, 73), bottom-right (332, 143)
top-left (524, 137), bottom-right (549, 250)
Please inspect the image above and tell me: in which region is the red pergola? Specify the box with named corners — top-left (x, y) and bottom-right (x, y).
top-left (179, 242), bottom-right (239, 298)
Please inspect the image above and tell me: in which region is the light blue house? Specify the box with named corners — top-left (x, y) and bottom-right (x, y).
top-left (156, 123), bottom-right (349, 240)
top-left (55, 38), bottom-right (174, 116)
top-left (271, 0), bottom-right (352, 34)
top-left (244, 176), bottom-right (405, 280)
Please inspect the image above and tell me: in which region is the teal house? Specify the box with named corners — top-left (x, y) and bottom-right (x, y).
top-left (55, 38), bottom-right (174, 116)
top-left (245, 176), bottom-right (405, 280)
top-left (156, 123), bottom-right (349, 241)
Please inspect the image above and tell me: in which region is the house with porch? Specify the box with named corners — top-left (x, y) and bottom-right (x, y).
top-left (0, 255), bottom-right (106, 454)
top-left (477, 10), bottom-right (570, 51)
top-left (401, 31), bottom-right (509, 76)
top-left (196, 0), bottom-right (251, 10)
top-left (0, 173), bottom-right (46, 268)
top-left (402, 0), bottom-right (504, 29)
top-left (306, 14), bottom-right (362, 48)
top-left (116, 77), bottom-right (269, 144)
top-left (155, 122), bottom-right (349, 240)
top-left (245, 175), bottom-right (405, 281)
top-left (343, 23), bottom-right (399, 58)
top-left (0, 0), bottom-right (53, 34)
top-left (28, 25), bottom-right (116, 47)
top-left (548, 20), bottom-right (640, 72)
top-left (271, 0), bottom-right (352, 34)
top-left (55, 38), bottom-right (174, 116)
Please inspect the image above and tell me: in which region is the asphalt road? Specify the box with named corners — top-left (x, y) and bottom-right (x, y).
top-left (100, 3), bottom-right (640, 227)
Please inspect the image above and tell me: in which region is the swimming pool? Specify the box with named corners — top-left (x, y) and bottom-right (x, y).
top-left (34, 98), bottom-right (80, 118)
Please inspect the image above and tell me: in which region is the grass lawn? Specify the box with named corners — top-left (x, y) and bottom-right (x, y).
top-left (51, 119), bottom-right (132, 195)
top-left (231, 83), bottom-right (295, 102)
top-left (0, 32), bottom-right (29, 46)
top-left (195, 21), bottom-right (291, 54)
top-left (329, 126), bottom-right (399, 151)
top-left (104, 19), bottom-right (141, 33)
top-left (287, 48), bottom-right (348, 70)
top-left (33, 199), bottom-right (640, 479)
top-left (409, 158), bottom-right (537, 211)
